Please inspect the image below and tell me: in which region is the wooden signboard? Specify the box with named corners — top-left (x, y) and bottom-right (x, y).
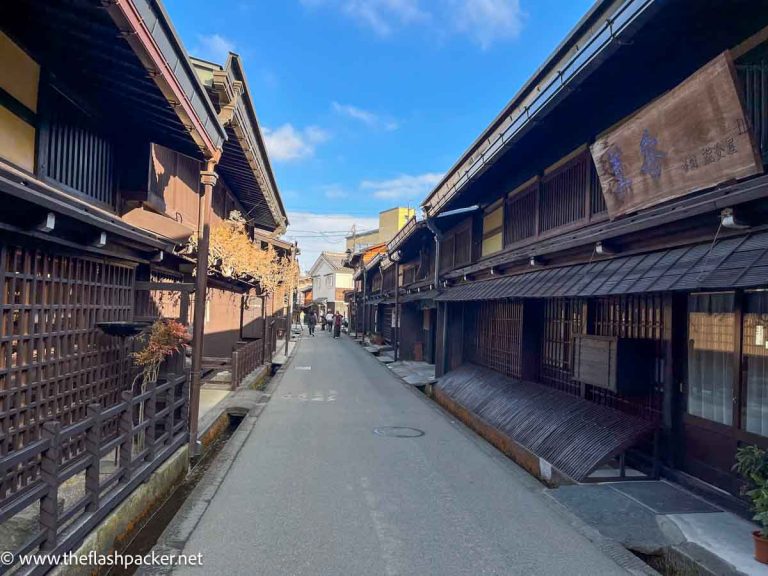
top-left (591, 51), bottom-right (763, 219)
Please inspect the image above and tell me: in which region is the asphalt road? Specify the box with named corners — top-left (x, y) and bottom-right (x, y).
top-left (172, 331), bottom-right (630, 576)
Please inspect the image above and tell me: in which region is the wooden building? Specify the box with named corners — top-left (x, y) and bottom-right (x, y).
top-left (0, 1), bottom-right (289, 569)
top-left (418, 0), bottom-right (768, 507)
top-left (383, 217), bottom-right (439, 363)
top-left (348, 243), bottom-right (388, 337)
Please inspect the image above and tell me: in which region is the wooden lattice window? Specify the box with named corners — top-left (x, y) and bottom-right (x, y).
top-left (589, 159), bottom-right (607, 216)
top-left (589, 294), bottom-right (664, 421)
top-left (372, 271), bottom-right (382, 292)
top-left (43, 86), bottom-right (116, 208)
top-left (465, 300), bottom-right (523, 378)
top-left (539, 153), bottom-right (589, 233)
top-left (382, 266), bottom-right (396, 292)
top-left (402, 266), bottom-right (417, 285)
top-left (505, 182), bottom-right (537, 245)
top-left (540, 298), bottom-right (584, 395)
top-left (0, 243), bottom-right (134, 503)
top-left (440, 235), bottom-right (455, 271)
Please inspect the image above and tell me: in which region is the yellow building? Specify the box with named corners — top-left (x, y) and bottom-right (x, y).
top-left (346, 207), bottom-right (416, 252)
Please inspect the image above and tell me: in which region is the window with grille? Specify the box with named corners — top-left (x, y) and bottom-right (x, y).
top-left (43, 86), bottom-right (116, 209)
top-left (464, 300), bottom-right (523, 378)
top-left (505, 183), bottom-right (537, 245)
top-left (540, 298), bottom-right (584, 395)
top-left (0, 243), bottom-right (134, 502)
top-left (382, 266), bottom-right (396, 291)
top-left (402, 266), bottom-right (416, 285)
top-left (454, 227), bottom-right (471, 266)
top-left (417, 243), bottom-right (433, 280)
top-left (589, 159), bottom-right (607, 216)
top-left (539, 153), bottom-right (588, 233)
top-left (736, 43), bottom-right (768, 164)
top-left (440, 235), bottom-right (455, 271)
top-left (440, 222), bottom-right (472, 272)
top-left (590, 294), bottom-right (664, 421)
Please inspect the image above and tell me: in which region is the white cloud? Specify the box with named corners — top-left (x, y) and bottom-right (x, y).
top-left (285, 211), bottom-right (378, 271)
top-left (300, 0), bottom-right (524, 47)
top-left (321, 184), bottom-right (349, 199)
top-left (361, 172), bottom-right (443, 200)
top-left (303, 0), bottom-right (428, 36)
top-left (262, 124), bottom-right (330, 162)
top-left (453, 0), bottom-right (524, 49)
top-left (194, 34), bottom-right (236, 64)
top-left (332, 102), bottom-right (399, 131)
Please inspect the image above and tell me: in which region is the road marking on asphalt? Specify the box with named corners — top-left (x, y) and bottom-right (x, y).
top-left (295, 366), bottom-right (312, 370)
top-left (280, 391), bottom-right (337, 402)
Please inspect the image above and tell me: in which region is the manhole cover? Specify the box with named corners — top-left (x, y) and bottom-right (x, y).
top-left (373, 426), bottom-right (425, 438)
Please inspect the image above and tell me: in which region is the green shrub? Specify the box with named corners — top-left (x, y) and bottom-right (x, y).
top-left (734, 445), bottom-right (768, 537)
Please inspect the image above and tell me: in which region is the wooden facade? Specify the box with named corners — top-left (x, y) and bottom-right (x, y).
top-left (416, 3), bottom-right (768, 504)
top-left (0, 2), bottom-right (289, 571)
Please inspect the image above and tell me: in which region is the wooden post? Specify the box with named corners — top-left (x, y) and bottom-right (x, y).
top-left (166, 381), bottom-right (176, 446)
top-left (232, 349), bottom-right (240, 391)
top-left (40, 421), bottom-right (61, 550)
top-left (85, 404), bottom-right (102, 512)
top-left (189, 164), bottom-right (218, 456)
top-left (145, 378), bottom-right (157, 462)
top-left (394, 261), bottom-right (400, 362)
top-left (261, 294), bottom-right (268, 365)
top-left (119, 391), bottom-right (134, 482)
top-left (179, 289), bottom-right (190, 325)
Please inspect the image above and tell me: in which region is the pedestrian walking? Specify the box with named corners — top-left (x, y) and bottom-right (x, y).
top-left (307, 310), bottom-right (317, 336)
top-left (333, 311), bottom-right (342, 338)
top-left (326, 312), bottom-right (334, 334)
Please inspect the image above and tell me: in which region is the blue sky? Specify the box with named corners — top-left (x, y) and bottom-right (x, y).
top-left (164, 0), bottom-right (594, 269)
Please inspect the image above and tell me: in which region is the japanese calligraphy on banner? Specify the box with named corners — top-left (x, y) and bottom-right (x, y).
top-left (590, 51), bottom-right (763, 219)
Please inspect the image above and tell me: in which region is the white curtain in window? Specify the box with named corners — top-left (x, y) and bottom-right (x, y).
top-left (688, 293), bottom-right (734, 426)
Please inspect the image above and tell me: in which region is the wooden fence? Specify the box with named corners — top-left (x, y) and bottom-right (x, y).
top-left (0, 366), bottom-right (188, 576)
top-left (231, 340), bottom-right (265, 390)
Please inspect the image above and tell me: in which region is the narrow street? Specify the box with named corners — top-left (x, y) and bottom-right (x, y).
top-left (170, 332), bottom-right (630, 576)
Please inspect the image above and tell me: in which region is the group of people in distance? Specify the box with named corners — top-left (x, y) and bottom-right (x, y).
top-left (303, 309), bottom-right (345, 338)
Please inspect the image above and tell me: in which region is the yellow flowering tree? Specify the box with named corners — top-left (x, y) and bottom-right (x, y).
top-left (189, 211), bottom-right (297, 295)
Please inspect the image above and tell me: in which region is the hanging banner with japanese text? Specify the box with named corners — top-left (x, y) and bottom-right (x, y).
top-left (590, 51), bottom-right (763, 219)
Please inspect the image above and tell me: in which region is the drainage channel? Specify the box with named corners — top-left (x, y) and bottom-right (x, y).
top-left (106, 413), bottom-right (244, 576)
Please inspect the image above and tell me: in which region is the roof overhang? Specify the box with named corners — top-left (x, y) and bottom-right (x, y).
top-left (3, 0), bottom-right (225, 160)
top-left (422, 0), bottom-right (650, 216)
top-left (422, 0), bottom-right (768, 217)
top-left (192, 54), bottom-right (287, 233)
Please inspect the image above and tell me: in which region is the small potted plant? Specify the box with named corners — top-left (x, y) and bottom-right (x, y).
top-left (733, 445), bottom-right (768, 564)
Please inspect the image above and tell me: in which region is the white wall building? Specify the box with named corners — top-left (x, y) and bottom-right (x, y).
top-left (308, 252), bottom-right (353, 316)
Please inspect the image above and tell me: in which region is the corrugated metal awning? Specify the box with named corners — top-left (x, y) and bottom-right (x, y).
top-left (437, 232), bottom-right (768, 302)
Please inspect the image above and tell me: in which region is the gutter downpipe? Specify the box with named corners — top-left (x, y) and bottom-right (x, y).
top-left (285, 243), bottom-right (297, 356)
top-left (189, 161), bottom-right (218, 457)
top-left (361, 263), bottom-right (367, 341)
top-left (393, 258), bottom-right (400, 362)
top-left (425, 217), bottom-right (448, 375)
